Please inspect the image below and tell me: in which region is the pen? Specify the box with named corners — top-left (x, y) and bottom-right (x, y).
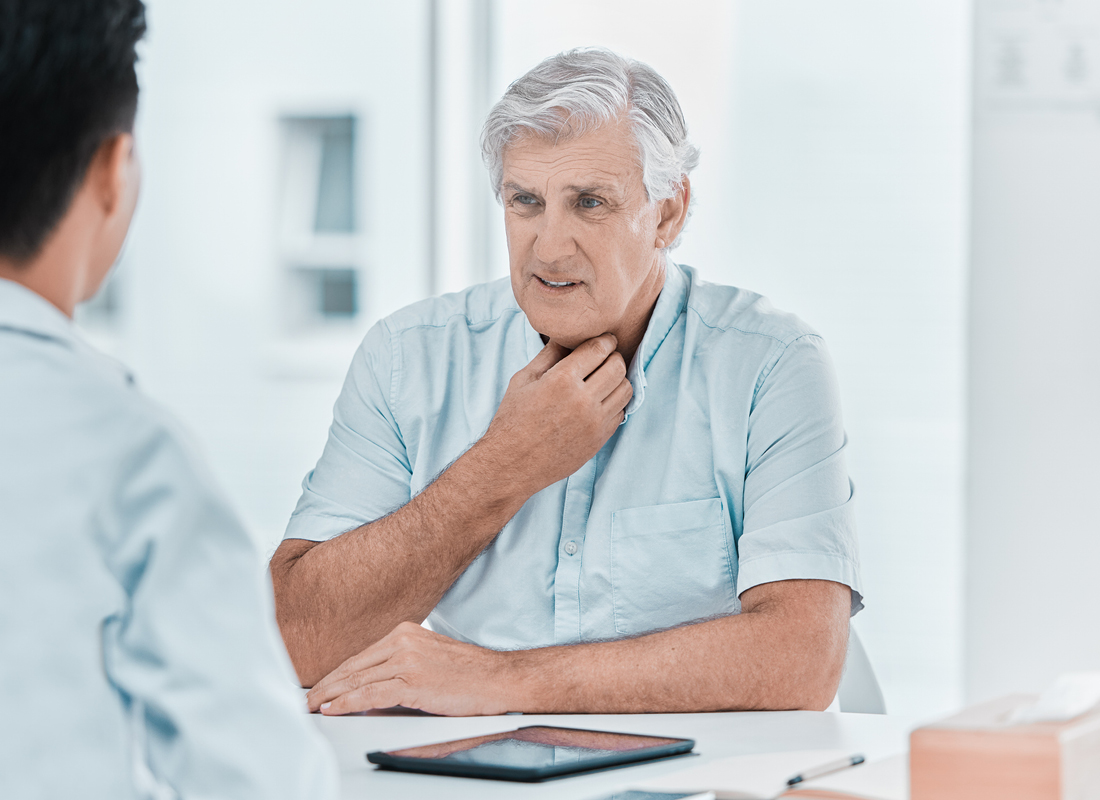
top-left (786, 754), bottom-right (865, 786)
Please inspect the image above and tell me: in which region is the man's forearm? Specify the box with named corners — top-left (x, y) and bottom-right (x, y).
top-left (501, 580), bottom-right (851, 713)
top-left (305, 578), bottom-right (852, 715)
top-left (271, 438), bottom-right (532, 686)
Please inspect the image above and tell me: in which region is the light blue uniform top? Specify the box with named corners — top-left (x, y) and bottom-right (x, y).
top-left (0, 279), bottom-right (338, 800)
top-left (286, 262), bottom-right (862, 649)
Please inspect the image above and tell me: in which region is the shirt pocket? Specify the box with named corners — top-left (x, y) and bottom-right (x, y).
top-left (610, 497), bottom-right (738, 637)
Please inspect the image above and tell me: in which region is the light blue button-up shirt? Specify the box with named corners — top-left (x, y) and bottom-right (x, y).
top-left (0, 279), bottom-right (338, 800)
top-left (287, 262), bottom-right (862, 649)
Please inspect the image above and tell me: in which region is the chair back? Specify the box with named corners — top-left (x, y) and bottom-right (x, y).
top-left (838, 627), bottom-right (886, 714)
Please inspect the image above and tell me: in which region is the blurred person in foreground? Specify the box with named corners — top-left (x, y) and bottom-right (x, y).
top-left (0, 2), bottom-right (338, 797)
top-left (274, 49), bottom-right (862, 716)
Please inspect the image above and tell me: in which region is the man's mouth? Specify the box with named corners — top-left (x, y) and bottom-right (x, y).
top-left (537, 276), bottom-right (578, 288)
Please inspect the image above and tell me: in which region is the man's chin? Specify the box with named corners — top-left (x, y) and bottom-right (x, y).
top-left (537, 330), bottom-right (602, 352)
top-left (517, 289), bottom-right (606, 350)
top-left (521, 309), bottom-right (595, 351)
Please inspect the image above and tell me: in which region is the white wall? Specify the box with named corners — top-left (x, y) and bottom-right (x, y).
top-left (966, 0), bottom-right (1100, 702)
top-left (724, 0), bottom-right (972, 720)
top-left (726, 0), bottom-right (976, 721)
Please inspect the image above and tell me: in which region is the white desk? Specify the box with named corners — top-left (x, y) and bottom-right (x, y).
top-left (313, 709), bottom-right (910, 799)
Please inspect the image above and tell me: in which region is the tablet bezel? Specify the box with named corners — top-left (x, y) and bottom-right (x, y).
top-left (365, 724), bottom-right (696, 782)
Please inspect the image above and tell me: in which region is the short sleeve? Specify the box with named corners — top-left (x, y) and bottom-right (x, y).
top-left (735, 334), bottom-right (863, 614)
top-left (284, 320), bottom-right (413, 542)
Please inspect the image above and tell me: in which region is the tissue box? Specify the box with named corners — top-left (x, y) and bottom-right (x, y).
top-left (910, 694), bottom-right (1100, 800)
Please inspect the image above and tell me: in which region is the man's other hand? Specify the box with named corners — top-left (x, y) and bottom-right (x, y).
top-left (305, 622), bottom-right (514, 716)
top-left (478, 333), bottom-right (632, 497)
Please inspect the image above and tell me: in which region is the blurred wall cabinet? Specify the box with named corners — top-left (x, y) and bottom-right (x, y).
top-left (272, 113), bottom-right (369, 376)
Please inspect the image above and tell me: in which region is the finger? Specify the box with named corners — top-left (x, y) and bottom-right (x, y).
top-left (523, 339), bottom-right (570, 378)
top-left (308, 656), bottom-right (377, 709)
top-left (308, 663), bottom-right (354, 707)
top-left (307, 641), bottom-right (397, 709)
top-left (549, 334), bottom-right (618, 381)
top-left (308, 661), bottom-right (402, 711)
top-left (583, 351), bottom-right (628, 400)
top-left (601, 377), bottom-right (633, 413)
top-left (321, 678), bottom-right (409, 715)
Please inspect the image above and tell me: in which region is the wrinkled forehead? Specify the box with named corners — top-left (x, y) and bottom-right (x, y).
top-left (501, 114), bottom-right (645, 193)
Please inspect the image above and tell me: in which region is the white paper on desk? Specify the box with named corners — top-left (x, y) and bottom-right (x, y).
top-left (632, 749), bottom-right (848, 799)
top-left (634, 750), bottom-right (908, 800)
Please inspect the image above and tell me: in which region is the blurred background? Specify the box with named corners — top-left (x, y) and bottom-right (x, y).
top-left (76, 0), bottom-right (1100, 720)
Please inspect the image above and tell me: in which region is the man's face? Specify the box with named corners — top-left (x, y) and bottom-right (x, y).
top-left (501, 117), bottom-right (666, 351)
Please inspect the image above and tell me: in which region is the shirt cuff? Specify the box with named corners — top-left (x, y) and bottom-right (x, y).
top-left (735, 550), bottom-right (865, 616)
top-left (282, 511), bottom-right (364, 543)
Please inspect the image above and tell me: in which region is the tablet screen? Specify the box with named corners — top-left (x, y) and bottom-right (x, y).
top-left (369, 725), bottom-right (694, 780)
top-left (388, 726), bottom-right (683, 769)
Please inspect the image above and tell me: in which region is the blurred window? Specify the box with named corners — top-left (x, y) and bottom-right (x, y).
top-left (314, 118), bottom-right (356, 233)
top-left (317, 267), bottom-right (357, 317)
top-left (278, 115), bottom-right (363, 327)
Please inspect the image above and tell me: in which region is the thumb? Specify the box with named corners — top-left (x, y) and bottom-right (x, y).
top-left (523, 339), bottom-right (570, 379)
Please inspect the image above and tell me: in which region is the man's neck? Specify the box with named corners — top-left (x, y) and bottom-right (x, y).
top-left (611, 257), bottom-right (667, 367)
top-left (0, 260), bottom-right (81, 318)
top-left (0, 208), bottom-right (101, 318)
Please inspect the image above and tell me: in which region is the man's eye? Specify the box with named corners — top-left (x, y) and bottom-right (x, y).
top-left (579, 197), bottom-right (602, 209)
top-left (514, 195), bottom-right (538, 206)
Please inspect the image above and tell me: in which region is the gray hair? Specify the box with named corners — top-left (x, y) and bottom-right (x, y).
top-left (481, 48), bottom-right (700, 245)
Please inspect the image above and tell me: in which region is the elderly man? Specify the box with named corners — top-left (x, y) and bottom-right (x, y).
top-left (271, 48), bottom-right (862, 716)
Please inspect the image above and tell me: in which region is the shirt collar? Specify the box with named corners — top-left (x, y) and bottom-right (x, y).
top-left (622, 259), bottom-right (689, 420)
top-left (0, 277), bottom-right (132, 384)
top-left (518, 260), bottom-right (690, 422)
top-left (0, 278), bottom-right (78, 347)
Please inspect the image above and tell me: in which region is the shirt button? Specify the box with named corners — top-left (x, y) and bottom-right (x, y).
top-left (564, 541), bottom-right (579, 556)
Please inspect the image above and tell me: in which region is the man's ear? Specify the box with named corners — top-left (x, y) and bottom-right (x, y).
top-left (90, 133), bottom-right (138, 218)
top-left (81, 132), bottom-right (140, 304)
top-left (654, 177), bottom-right (690, 250)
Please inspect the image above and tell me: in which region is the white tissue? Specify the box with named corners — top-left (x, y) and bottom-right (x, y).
top-left (1007, 672), bottom-right (1100, 725)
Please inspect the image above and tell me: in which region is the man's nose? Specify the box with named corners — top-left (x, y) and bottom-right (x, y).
top-left (532, 205), bottom-right (577, 264)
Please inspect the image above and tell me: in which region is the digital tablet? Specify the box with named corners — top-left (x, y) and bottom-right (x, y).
top-left (366, 725), bottom-right (696, 782)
